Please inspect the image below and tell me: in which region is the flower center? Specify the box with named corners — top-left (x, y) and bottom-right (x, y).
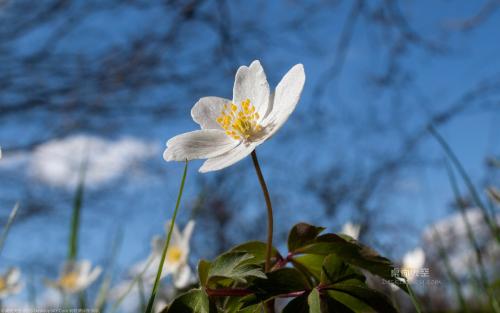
top-left (0, 278), bottom-right (6, 291)
top-left (216, 99), bottom-right (262, 141)
top-left (167, 246), bottom-right (183, 263)
top-left (60, 272), bottom-right (79, 290)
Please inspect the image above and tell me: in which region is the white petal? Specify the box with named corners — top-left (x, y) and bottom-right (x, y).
top-left (173, 265), bottom-right (193, 289)
top-left (151, 235), bottom-right (164, 255)
top-left (403, 248), bottom-right (425, 270)
top-left (78, 260), bottom-right (92, 277)
top-left (233, 60), bottom-right (270, 118)
top-left (163, 130), bottom-right (238, 161)
top-left (181, 220), bottom-right (195, 248)
top-left (191, 97), bottom-right (231, 129)
top-left (199, 143), bottom-right (255, 173)
top-left (261, 64), bottom-right (305, 140)
top-left (164, 220), bottom-right (183, 246)
top-left (5, 267), bottom-right (21, 285)
top-left (86, 266), bottom-right (102, 286)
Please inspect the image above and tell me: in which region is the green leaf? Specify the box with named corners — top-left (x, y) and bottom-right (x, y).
top-left (308, 288), bottom-right (321, 313)
top-left (321, 255), bottom-right (365, 285)
top-left (221, 297), bottom-right (264, 313)
top-left (327, 290), bottom-right (374, 312)
top-left (242, 268), bottom-right (309, 306)
top-left (198, 259), bottom-right (211, 287)
top-left (237, 304), bottom-right (264, 313)
top-left (207, 252), bottom-right (266, 287)
top-left (231, 241), bottom-right (281, 265)
top-left (296, 234), bottom-right (406, 293)
top-left (288, 223), bottom-right (325, 253)
top-left (282, 295), bottom-right (309, 313)
top-left (326, 283), bottom-right (398, 313)
top-left (167, 289), bottom-right (215, 313)
top-left (321, 294), bottom-right (356, 313)
top-left (292, 254), bottom-right (325, 281)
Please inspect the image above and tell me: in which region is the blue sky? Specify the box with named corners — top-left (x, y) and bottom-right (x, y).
top-left (0, 0), bottom-right (499, 306)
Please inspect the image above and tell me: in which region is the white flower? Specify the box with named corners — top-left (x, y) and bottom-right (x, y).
top-left (401, 247), bottom-right (425, 283)
top-left (133, 220), bottom-right (195, 289)
top-left (0, 267), bottom-right (22, 299)
top-left (163, 60), bottom-right (305, 172)
top-left (341, 222), bottom-right (360, 240)
top-left (46, 260), bottom-right (102, 294)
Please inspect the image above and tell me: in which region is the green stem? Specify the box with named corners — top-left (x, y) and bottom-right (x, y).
top-left (145, 160), bottom-right (189, 313)
top-left (429, 125), bottom-right (500, 244)
top-left (111, 257), bottom-right (154, 313)
top-left (433, 228), bottom-right (468, 313)
top-left (0, 202), bottom-right (19, 257)
top-left (251, 150), bottom-right (275, 313)
top-left (250, 150), bottom-right (274, 272)
top-left (68, 160), bottom-right (88, 260)
top-left (405, 279), bottom-right (422, 313)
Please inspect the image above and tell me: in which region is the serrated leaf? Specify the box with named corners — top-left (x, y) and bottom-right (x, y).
top-left (288, 223), bottom-right (325, 252)
top-left (308, 288), bottom-right (321, 313)
top-left (198, 259), bottom-right (211, 287)
top-left (208, 252), bottom-right (266, 287)
top-left (167, 289), bottom-right (215, 313)
top-left (231, 241), bottom-right (281, 265)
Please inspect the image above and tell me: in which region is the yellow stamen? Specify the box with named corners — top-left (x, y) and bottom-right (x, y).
top-left (60, 272), bottom-right (79, 290)
top-left (216, 99), bottom-right (263, 141)
top-left (167, 246), bottom-right (183, 263)
top-left (0, 278), bottom-right (6, 291)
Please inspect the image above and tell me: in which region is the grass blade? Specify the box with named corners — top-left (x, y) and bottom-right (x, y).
top-left (68, 160), bottom-right (88, 260)
top-left (429, 125), bottom-right (500, 244)
top-left (145, 160), bottom-right (189, 313)
top-left (0, 202), bottom-right (20, 257)
top-left (432, 228), bottom-right (469, 313)
top-left (95, 229), bottom-right (123, 313)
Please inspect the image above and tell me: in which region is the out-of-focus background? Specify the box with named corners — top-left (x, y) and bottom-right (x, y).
top-left (0, 0), bottom-right (499, 311)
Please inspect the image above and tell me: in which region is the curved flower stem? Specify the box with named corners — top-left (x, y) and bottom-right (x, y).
top-left (405, 279), bottom-right (422, 313)
top-left (145, 160), bottom-right (189, 313)
top-left (251, 150), bottom-right (274, 272)
top-left (251, 150), bottom-right (275, 313)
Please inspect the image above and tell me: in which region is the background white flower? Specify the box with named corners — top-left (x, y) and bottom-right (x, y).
top-left (46, 260), bottom-right (102, 294)
top-left (0, 267), bottom-right (22, 299)
top-left (133, 220), bottom-right (195, 289)
top-left (402, 247), bottom-right (425, 283)
top-left (163, 60), bottom-right (305, 172)
top-left (341, 221), bottom-right (361, 240)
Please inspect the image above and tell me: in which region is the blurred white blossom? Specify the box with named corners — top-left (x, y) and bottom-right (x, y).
top-left (133, 220), bottom-right (196, 289)
top-left (402, 247), bottom-right (425, 283)
top-left (46, 260), bottom-right (101, 294)
top-left (341, 221), bottom-right (360, 240)
top-left (0, 267), bottom-right (22, 299)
